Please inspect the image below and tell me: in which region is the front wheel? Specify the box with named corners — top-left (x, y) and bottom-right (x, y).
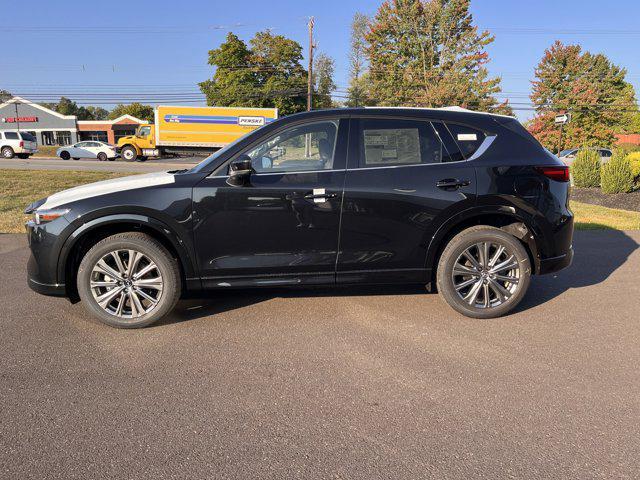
top-left (121, 146), bottom-right (137, 162)
top-left (97, 152), bottom-right (107, 161)
top-left (436, 226), bottom-right (531, 319)
top-left (77, 232), bottom-right (181, 328)
top-left (59, 151), bottom-right (70, 160)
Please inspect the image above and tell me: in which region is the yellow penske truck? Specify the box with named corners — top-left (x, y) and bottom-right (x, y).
top-left (117, 105), bottom-right (278, 161)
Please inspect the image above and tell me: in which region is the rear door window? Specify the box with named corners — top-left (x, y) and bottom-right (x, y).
top-left (19, 132), bottom-right (36, 142)
top-left (357, 119), bottom-right (446, 167)
top-left (445, 123), bottom-right (486, 159)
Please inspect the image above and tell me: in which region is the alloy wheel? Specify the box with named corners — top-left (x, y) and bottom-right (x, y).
top-left (89, 249), bottom-right (163, 318)
top-left (451, 241), bottom-right (520, 309)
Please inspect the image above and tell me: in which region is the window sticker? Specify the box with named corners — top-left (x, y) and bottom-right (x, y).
top-left (457, 133), bottom-right (478, 142)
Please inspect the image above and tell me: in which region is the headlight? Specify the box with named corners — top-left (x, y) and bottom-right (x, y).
top-left (33, 208), bottom-right (70, 225)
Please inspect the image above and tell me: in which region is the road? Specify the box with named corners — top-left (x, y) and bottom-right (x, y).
top-left (0, 156), bottom-right (200, 172)
top-left (2, 231), bottom-right (640, 479)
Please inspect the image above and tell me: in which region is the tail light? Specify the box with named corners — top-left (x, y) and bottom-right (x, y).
top-left (19, 141), bottom-right (24, 148)
top-left (535, 166), bottom-right (570, 182)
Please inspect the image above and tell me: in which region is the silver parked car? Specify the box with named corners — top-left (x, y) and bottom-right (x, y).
top-left (558, 148), bottom-right (612, 167)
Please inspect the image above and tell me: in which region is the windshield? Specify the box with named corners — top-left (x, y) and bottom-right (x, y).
top-left (189, 125), bottom-right (268, 173)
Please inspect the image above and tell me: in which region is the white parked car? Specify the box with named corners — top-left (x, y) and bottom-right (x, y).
top-left (57, 141), bottom-right (118, 161)
top-left (0, 131), bottom-right (38, 159)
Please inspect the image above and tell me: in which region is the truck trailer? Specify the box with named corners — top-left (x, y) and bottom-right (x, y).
top-left (117, 105), bottom-right (278, 161)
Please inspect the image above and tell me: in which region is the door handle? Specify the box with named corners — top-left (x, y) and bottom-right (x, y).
top-left (436, 178), bottom-right (471, 190)
top-left (304, 193), bottom-right (337, 200)
top-left (304, 188), bottom-right (337, 203)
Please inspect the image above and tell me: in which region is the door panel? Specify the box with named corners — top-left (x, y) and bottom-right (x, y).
top-left (192, 118), bottom-right (349, 288)
top-left (337, 118), bottom-right (477, 284)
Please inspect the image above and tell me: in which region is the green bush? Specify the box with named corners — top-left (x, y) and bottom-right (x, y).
top-left (571, 149), bottom-right (601, 187)
top-left (627, 152), bottom-right (640, 180)
top-left (601, 150), bottom-right (634, 194)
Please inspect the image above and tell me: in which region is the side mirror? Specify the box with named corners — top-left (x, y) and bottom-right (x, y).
top-left (226, 155), bottom-right (254, 186)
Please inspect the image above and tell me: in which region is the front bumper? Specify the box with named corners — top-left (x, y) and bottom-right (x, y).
top-left (25, 219), bottom-right (69, 298)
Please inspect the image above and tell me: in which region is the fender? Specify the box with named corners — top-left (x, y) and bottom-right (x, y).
top-left (56, 213), bottom-right (200, 291)
top-left (424, 204), bottom-right (543, 274)
top-left (120, 143), bottom-right (142, 155)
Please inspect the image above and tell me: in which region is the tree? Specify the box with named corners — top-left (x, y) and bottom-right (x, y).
top-left (85, 106), bottom-right (109, 121)
top-left (0, 90), bottom-right (12, 103)
top-left (108, 103), bottom-right (154, 122)
top-left (313, 53), bottom-right (336, 108)
top-left (199, 32), bottom-right (260, 108)
top-left (529, 41), bottom-right (639, 151)
top-left (39, 97), bottom-right (111, 121)
top-left (364, 0), bottom-right (511, 114)
top-left (346, 12), bottom-right (372, 107)
top-left (200, 31), bottom-right (309, 115)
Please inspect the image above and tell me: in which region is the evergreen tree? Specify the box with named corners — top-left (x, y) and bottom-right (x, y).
top-left (529, 41), bottom-right (639, 151)
top-left (365, 0), bottom-right (510, 113)
top-left (313, 53), bottom-right (336, 108)
top-left (346, 12), bottom-right (372, 107)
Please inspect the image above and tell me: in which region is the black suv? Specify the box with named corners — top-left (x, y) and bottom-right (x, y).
top-left (25, 108), bottom-right (573, 328)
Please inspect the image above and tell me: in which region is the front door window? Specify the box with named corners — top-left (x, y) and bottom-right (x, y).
top-left (241, 121), bottom-right (338, 173)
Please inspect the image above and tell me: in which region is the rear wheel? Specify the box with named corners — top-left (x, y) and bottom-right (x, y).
top-left (59, 150), bottom-right (70, 160)
top-left (77, 232), bottom-right (181, 328)
top-left (121, 146), bottom-right (137, 162)
top-left (436, 226), bottom-right (531, 319)
top-left (97, 152), bottom-right (108, 161)
top-left (2, 147), bottom-right (15, 159)
top-left (16, 153), bottom-right (30, 159)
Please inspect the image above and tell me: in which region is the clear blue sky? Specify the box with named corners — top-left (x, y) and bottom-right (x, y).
top-left (2, 0), bottom-right (639, 120)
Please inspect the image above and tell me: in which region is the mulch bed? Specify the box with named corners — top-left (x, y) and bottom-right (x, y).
top-left (571, 187), bottom-right (640, 212)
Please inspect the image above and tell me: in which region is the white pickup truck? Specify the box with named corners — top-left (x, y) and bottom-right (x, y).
top-left (0, 131), bottom-right (38, 159)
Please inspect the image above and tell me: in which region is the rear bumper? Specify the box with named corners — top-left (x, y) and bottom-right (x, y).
top-left (538, 246), bottom-right (573, 275)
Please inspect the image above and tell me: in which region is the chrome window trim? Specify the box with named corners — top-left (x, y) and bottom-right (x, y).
top-left (207, 168), bottom-right (344, 179)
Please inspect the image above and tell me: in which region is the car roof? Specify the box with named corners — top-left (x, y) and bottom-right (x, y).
top-left (280, 107), bottom-right (513, 130)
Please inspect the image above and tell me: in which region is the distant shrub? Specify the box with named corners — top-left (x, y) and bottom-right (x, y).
top-left (601, 150), bottom-right (634, 194)
top-left (571, 149), bottom-right (600, 188)
top-left (627, 152), bottom-right (640, 180)
top-left (618, 143), bottom-right (640, 154)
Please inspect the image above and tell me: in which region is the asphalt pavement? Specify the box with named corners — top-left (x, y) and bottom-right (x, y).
top-left (2, 231), bottom-right (640, 479)
top-left (0, 156), bottom-right (200, 172)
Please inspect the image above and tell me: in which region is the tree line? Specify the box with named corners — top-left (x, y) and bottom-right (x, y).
top-left (4, 0), bottom-right (638, 151)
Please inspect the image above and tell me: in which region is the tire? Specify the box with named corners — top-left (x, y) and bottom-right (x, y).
top-left (97, 152), bottom-right (108, 161)
top-left (17, 153), bottom-right (30, 159)
top-left (1, 146), bottom-right (15, 159)
top-left (436, 226), bottom-right (531, 319)
top-left (60, 151), bottom-right (70, 160)
top-left (137, 156), bottom-right (147, 162)
top-left (76, 232), bottom-right (181, 328)
top-left (121, 146), bottom-right (137, 162)
top-left (72, 157), bottom-right (80, 160)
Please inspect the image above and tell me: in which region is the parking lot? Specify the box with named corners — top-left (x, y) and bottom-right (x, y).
top-left (2, 230), bottom-right (640, 479)
top-left (0, 156), bottom-right (200, 173)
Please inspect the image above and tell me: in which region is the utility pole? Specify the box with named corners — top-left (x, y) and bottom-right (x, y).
top-left (14, 101), bottom-right (20, 133)
top-left (305, 16), bottom-right (315, 158)
top-left (307, 16), bottom-right (315, 112)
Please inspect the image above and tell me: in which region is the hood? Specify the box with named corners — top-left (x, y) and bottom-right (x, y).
top-left (117, 135), bottom-right (135, 145)
top-left (38, 171), bottom-right (176, 210)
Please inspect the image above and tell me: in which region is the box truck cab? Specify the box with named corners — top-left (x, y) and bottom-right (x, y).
top-left (117, 106), bottom-right (278, 161)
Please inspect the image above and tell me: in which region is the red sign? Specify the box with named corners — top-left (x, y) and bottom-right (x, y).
top-left (1, 116), bottom-right (38, 123)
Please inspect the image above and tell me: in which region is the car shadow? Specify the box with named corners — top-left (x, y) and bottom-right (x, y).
top-left (157, 229), bottom-right (638, 325)
top-left (515, 228), bottom-right (639, 312)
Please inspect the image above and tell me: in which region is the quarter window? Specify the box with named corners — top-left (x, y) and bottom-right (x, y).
top-left (445, 123), bottom-right (486, 159)
top-left (241, 120), bottom-right (339, 173)
top-left (5, 132), bottom-right (19, 140)
top-left (358, 119), bottom-right (445, 167)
